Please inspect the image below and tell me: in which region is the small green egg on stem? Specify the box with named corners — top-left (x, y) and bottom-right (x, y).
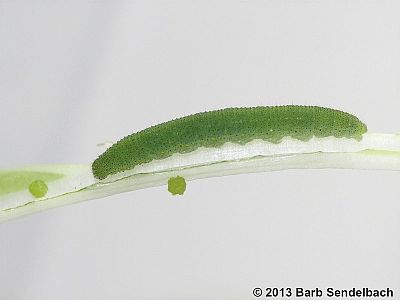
top-left (29, 180), bottom-right (48, 198)
top-left (168, 176), bottom-right (186, 196)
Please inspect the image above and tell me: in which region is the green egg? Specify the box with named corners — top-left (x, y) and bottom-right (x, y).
top-left (168, 176), bottom-right (186, 196)
top-left (29, 180), bottom-right (48, 198)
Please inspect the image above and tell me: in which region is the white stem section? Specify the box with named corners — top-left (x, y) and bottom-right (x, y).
top-left (1, 132), bottom-right (400, 223)
top-left (1, 150), bottom-right (400, 223)
top-left (102, 133), bottom-right (400, 183)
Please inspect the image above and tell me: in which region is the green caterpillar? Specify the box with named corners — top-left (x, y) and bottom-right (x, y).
top-left (92, 105), bottom-right (367, 180)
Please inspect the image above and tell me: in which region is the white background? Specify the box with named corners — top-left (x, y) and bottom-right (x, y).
top-left (1, 1), bottom-right (399, 299)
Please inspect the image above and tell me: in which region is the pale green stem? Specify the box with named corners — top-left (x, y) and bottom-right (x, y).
top-left (1, 149), bottom-right (399, 223)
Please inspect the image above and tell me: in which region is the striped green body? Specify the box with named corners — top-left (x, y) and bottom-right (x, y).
top-left (92, 106), bottom-right (367, 180)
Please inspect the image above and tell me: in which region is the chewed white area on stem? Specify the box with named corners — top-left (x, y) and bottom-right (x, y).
top-left (101, 133), bottom-right (400, 183)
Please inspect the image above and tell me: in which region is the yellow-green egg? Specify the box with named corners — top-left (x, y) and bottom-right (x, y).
top-left (29, 180), bottom-right (48, 198)
top-left (168, 176), bottom-right (186, 196)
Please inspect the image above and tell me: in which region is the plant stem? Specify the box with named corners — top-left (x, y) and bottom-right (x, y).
top-left (1, 149), bottom-right (399, 223)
